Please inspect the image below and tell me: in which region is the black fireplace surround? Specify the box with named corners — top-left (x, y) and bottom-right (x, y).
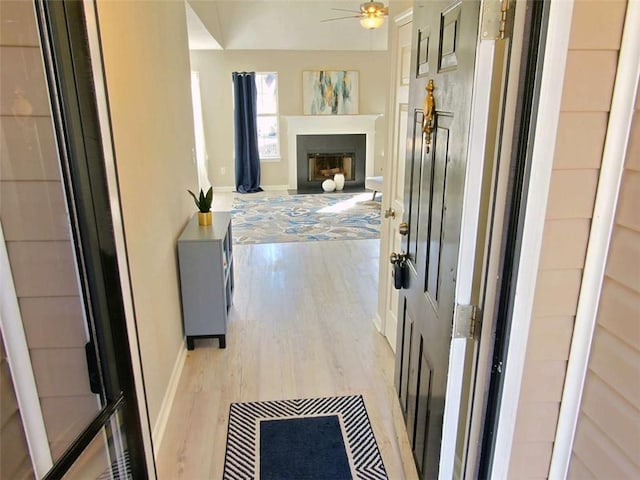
top-left (296, 134), bottom-right (366, 192)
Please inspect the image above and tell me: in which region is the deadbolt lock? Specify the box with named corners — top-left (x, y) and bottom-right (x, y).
top-left (384, 208), bottom-right (396, 219)
top-left (399, 222), bottom-right (409, 236)
top-left (389, 252), bottom-right (409, 265)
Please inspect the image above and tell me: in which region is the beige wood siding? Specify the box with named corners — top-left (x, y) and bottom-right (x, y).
top-left (508, 1), bottom-right (629, 477)
top-left (0, 0), bottom-right (98, 460)
top-left (0, 340), bottom-right (32, 479)
top-left (566, 96), bottom-right (640, 479)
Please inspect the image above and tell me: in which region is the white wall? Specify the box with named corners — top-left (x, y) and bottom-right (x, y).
top-left (189, 49), bottom-right (391, 187)
top-left (96, 0), bottom-right (196, 426)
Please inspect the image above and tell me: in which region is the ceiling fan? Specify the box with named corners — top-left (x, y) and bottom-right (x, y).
top-left (322, 1), bottom-right (389, 30)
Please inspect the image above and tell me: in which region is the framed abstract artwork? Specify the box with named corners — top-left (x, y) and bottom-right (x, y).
top-left (302, 70), bottom-right (359, 115)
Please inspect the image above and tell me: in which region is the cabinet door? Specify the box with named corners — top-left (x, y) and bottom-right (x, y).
top-left (178, 241), bottom-right (226, 336)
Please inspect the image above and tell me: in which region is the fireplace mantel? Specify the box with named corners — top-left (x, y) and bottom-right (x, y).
top-left (284, 115), bottom-right (382, 190)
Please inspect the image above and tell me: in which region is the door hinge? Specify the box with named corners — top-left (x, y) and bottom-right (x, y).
top-left (481, 0), bottom-right (511, 41)
top-left (453, 304), bottom-right (482, 339)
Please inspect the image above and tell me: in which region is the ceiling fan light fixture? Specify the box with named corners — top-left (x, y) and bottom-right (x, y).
top-left (360, 14), bottom-right (384, 29)
top-left (360, 1), bottom-right (386, 14)
top-left (323, 1), bottom-right (387, 29)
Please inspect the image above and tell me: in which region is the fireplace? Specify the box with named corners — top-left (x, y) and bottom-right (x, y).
top-left (296, 134), bottom-right (366, 192)
top-left (285, 115), bottom-right (380, 190)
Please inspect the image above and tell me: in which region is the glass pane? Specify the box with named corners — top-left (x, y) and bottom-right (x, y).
top-left (257, 115), bottom-right (279, 157)
top-left (0, 0), bottom-right (104, 465)
top-left (256, 72), bottom-right (278, 115)
top-left (62, 409), bottom-right (130, 480)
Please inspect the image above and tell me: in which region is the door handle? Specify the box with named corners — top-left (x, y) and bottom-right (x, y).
top-left (422, 79), bottom-right (436, 153)
top-left (384, 208), bottom-right (395, 219)
top-left (399, 222), bottom-right (409, 236)
top-left (390, 252), bottom-right (408, 264)
top-left (85, 341), bottom-right (101, 394)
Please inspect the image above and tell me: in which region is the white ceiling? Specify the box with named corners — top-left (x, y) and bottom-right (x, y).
top-left (186, 1), bottom-right (412, 51)
top-left (186, 2), bottom-right (223, 49)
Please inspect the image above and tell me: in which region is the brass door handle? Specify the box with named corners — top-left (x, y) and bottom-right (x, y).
top-left (384, 208), bottom-right (395, 219)
top-left (399, 222), bottom-right (409, 236)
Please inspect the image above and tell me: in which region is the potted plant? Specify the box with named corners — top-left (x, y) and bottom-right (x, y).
top-left (188, 186), bottom-right (213, 226)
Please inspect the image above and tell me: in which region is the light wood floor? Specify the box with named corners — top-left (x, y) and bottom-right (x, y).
top-left (155, 233), bottom-right (418, 478)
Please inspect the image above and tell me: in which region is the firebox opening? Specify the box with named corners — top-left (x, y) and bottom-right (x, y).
top-left (296, 133), bottom-right (366, 192)
top-left (307, 153), bottom-right (355, 182)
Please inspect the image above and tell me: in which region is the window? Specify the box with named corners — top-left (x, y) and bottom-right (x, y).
top-left (255, 72), bottom-right (280, 159)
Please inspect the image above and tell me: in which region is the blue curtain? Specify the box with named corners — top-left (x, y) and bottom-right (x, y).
top-left (232, 72), bottom-right (263, 193)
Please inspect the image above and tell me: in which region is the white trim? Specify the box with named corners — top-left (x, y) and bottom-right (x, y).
top-left (440, 36), bottom-right (496, 480)
top-left (261, 184), bottom-right (290, 191)
top-left (0, 223), bottom-right (53, 477)
top-left (394, 8), bottom-right (413, 25)
top-left (213, 186), bottom-right (236, 193)
top-left (384, 313), bottom-right (398, 353)
top-left (378, 10), bottom-right (412, 346)
top-left (490, 1), bottom-right (575, 478)
top-left (463, 2), bottom-right (528, 475)
top-left (83, 1), bottom-right (157, 474)
top-left (440, 337), bottom-right (468, 479)
top-left (455, 37), bottom-right (495, 305)
top-left (152, 345), bottom-right (187, 454)
top-left (549, 2), bottom-right (640, 478)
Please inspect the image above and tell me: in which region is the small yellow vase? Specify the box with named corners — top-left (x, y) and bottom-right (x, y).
top-left (198, 211), bottom-right (212, 226)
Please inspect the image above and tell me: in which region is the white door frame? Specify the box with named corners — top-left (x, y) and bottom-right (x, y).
top-left (83, 1), bottom-right (157, 475)
top-left (488, 1), bottom-right (575, 477)
top-left (376, 7), bottom-right (413, 347)
top-left (462, 2), bottom-right (529, 476)
top-left (439, 16), bottom-right (502, 480)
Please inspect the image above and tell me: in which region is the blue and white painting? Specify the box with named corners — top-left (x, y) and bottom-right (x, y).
top-left (303, 70), bottom-right (359, 115)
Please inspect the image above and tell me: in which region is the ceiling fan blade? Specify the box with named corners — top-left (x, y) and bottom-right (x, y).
top-left (330, 8), bottom-right (362, 14)
top-left (321, 15), bottom-right (362, 22)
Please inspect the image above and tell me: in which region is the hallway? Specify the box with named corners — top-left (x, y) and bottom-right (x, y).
top-left (156, 238), bottom-right (418, 478)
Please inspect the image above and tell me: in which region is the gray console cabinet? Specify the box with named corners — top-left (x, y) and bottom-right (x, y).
top-left (177, 212), bottom-right (234, 350)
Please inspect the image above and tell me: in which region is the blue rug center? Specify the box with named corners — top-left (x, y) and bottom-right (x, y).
top-left (259, 415), bottom-right (352, 480)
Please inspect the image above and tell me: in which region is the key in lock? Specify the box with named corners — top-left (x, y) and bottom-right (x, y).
top-left (390, 252), bottom-right (409, 289)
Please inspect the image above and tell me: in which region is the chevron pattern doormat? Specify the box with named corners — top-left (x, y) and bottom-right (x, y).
top-left (223, 395), bottom-right (388, 479)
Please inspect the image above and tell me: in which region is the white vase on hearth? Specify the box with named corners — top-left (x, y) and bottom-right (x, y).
top-left (334, 173), bottom-right (345, 191)
top-left (322, 179), bottom-right (336, 192)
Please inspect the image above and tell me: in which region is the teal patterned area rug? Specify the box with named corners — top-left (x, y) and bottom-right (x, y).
top-left (231, 192), bottom-right (381, 244)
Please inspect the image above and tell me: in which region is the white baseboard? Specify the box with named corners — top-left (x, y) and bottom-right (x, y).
top-left (212, 184), bottom-right (290, 193)
top-left (385, 315), bottom-right (397, 354)
top-left (373, 313), bottom-right (383, 332)
top-left (262, 184), bottom-right (290, 191)
top-left (152, 344), bottom-right (187, 456)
